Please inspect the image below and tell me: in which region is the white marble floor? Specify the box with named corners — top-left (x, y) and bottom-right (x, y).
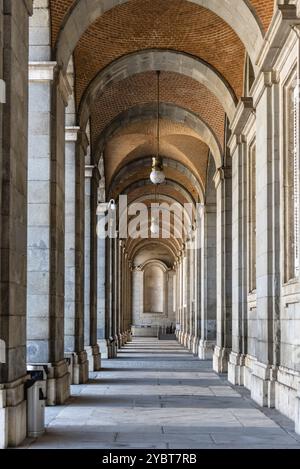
top-left (22, 338), bottom-right (300, 449)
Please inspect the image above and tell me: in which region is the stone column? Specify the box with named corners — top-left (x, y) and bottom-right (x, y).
top-left (27, 61), bottom-right (71, 405)
top-left (192, 227), bottom-right (201, 355)
top-left (213, 167), bottom-right (233, 373)
top-left (180, 253), bottom-right (187, 345)
top-left (119, 242), bottom-right (126, 343)
top-left (96, 208), bottom-right (108, 357)
top-left (189, 236), bottom-right (197, 352)
top-left (227, 136), bottom-right (248, 384)
top-left (167, 269), bottom-right (176, 326)
top-left (126, 256), bottom-right (132, 340)
top-left (124, 249), bottom-right (132, 342)
top-left (0, 0), bottom-right (33, 448)
top-left (178, 254), bottom-right (184, 343)
top-left (199, 204), bottom-right (217, 359)
top-left (186, 246), bottom-right (193, 350)
top-left (113, 236), bottom-right (119, 346)
top-left (117, 240), bottom-right (123, 346)
top-left (249, 72), bottom-right (280, 407)
top-left (105, 236), bottom-right (118, 356)
top-left (84, 165), bottom-right (101, 371)
top-left (64, 127), bottom-right (88, 384)
top-left (175, 258), bottom-right (181, 341)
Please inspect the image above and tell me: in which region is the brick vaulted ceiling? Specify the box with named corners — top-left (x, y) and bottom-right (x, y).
top-left (104, 119), bottom-right (209, 189)
top-left (90, 71), bottom-right (225, 149)
top-left (49, 0), bottom-right (275, 197)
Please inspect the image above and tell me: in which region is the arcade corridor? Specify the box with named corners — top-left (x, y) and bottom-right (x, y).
top-left (3, 0), bottom-right (300, 449)
top-left (22, 339), bottom-right (300, 449)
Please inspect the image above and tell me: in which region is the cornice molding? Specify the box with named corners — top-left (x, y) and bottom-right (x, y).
top-left (29, 62), bottom-right (57, 82)
top-left (65, 126), bottom-right (81, 143)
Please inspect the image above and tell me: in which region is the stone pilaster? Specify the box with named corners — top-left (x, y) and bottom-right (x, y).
top-left (125, 254), bottom-right (132, 341)
top-left (117, 240), bottom-right (123, 347)
top-left (247, 71), bottom-right (281, 407)
top-left (227, 135), bottom-right (248, 384)
top-left (192, 228), bottom-right (201, 355)
top-left (27, 61), bottom-right (71, 405)
top-left (105, 235), bottom-right (118, 357)
top-left (96, 205), bottom-right (108, 357)
top-left (64, 127), bottom-right (88, 384)
top-left (199, 198), bottom-right (217, 360)
top-left (84, 165), bottom-right (101, 371)
top-left (224, 98), bottom-right (253, 383)
top-left (213, 166), bottom-right (233, 373)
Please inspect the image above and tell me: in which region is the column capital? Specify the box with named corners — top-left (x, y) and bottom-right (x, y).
top-left (97, 202), bottom-right (107, 215)
top-left (85, 164), bottom-right (101, 182)
top-left (65, 126), bottom-right (81, 142)
top-left (85, 165), bottom-right (94, 179)
top-left (213, 168), bottom-right (224, 189)
top-left (213, 166), bottom-right (231, 189)
top-left (229, 97), bottom-right (254, 137)
top-left (29, 62), bottom-right (72, 105)
top-left (57, 69), bottom-right (73, 106)
top-left (264, 70), bottom-right (280, 87)
top-left (228, 133), bottom-right (247, 155)
top-left (29, 61), bottom-right (57, 82)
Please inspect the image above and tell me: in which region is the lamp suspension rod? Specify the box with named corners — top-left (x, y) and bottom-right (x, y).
top-left (156, 70), bottom-right (160, 159)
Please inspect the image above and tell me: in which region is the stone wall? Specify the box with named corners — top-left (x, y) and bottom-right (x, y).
top-left (0, 0), bottom-right (32, 448)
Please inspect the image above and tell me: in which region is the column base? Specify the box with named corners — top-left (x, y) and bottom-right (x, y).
top-left (97, 339), bottom-right (109, 359)
top-left (121, 332), bottom-right (128, 345)
top-left (85, 345), bottom-right (101, 372)
top-left (0, 376), bottom-right (27, 448)
top-left (186, 334), bottom-right (193, 351)
top-left (228, 352), bottom-right (246, 385)
top-left (117, 334), bottom-right (123, 348)
top-left (115, 335), bottom-right (121, 350)
top-left (127, 330), bottom-right (132, 342)
top-left (250, 361), bottom-right (277, 408)
top-left (199, 339), bottom-right (215, 360)
top-left (177, 331), bottom-right (183, 344)
top-left (65, 351), bottom-right (89, 384)
top-left (108, 341), bottom-right (118, 358)
top-left (182, 332), bottom-right (188, 347)
top-left (191, 336), bottom-right (200, 355)
top-left (212, 345), bottom-right (230, 372)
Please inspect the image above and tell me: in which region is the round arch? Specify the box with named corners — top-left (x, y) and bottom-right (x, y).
top-left (109, 156), bottom-right (204, 202)
top-left (112, 178), bottom-right (197, 206)
top-left (56, 0), bottom-right (263, 74)
top-left (79, 50), bottom-right (237, 127)
top-left (95, 103), bottom-right (222, 170)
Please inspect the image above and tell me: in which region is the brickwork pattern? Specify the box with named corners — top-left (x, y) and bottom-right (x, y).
top-left (91, 71), bottom-right (225, 150)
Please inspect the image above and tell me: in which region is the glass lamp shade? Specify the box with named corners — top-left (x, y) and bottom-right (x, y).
top-left (150, 217), bottom-right (159, 235)
top-left (108, 199), bottom-right (116, 211)
top-left (150, 168), bottom-right (165, 185)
